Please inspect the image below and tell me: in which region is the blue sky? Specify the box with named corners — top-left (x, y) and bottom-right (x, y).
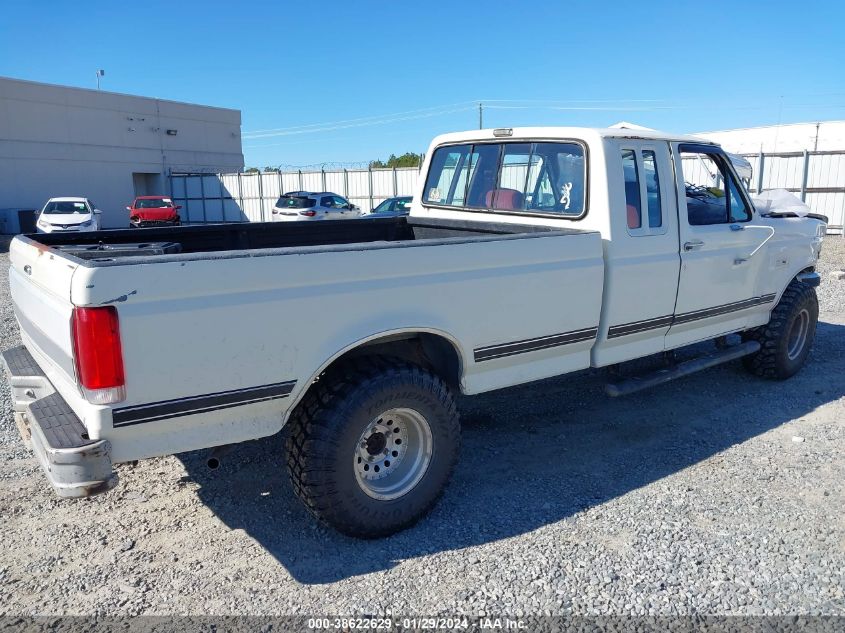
top-left (2, 0), bottom-right (844, 168)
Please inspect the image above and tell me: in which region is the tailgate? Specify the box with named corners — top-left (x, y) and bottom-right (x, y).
top-left (9, 237), bottom-right (79, 382)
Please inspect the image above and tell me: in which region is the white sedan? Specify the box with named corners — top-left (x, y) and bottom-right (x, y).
top-left (36, 197), bottom-right (103, 233)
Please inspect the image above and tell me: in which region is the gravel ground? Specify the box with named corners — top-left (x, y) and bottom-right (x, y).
top-left (0, 234), bottom-right (843, 617)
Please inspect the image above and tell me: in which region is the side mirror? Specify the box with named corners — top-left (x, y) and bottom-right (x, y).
top-left (175, 205), bottom-right (182, 211)
top-left (125, 206), bottom-right (131, 211)
top-left (94, 209), bottom-right (102, 215)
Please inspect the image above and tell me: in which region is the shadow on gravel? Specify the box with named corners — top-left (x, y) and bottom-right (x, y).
top-left (178, 320), bottom-right (845, 584)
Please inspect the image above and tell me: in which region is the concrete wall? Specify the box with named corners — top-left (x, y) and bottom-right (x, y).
top-left (0, 76), bottom-right (244, 229)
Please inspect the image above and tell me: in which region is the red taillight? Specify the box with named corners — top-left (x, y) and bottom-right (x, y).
top-left (298, 210), bottom-right (317, 217)
top-left (71, 307), bottom-right (126, 404)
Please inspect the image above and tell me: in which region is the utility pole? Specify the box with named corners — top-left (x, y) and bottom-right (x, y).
top-left (478, 102), bottom-right (483, 129)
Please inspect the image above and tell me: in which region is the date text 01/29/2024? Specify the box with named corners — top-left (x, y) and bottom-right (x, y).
top-left (306, 617), bottom-right (526, 629)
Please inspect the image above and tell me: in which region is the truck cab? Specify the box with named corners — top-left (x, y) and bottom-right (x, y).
top-left (414, 128), bottom-right (823, 369)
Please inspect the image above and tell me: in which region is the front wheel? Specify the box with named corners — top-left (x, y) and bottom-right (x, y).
top-left (285, 357), bottom-right (460, 538)
top-left (742, 280), bottom-right (819, 379)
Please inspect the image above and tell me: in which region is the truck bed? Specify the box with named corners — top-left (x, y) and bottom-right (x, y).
top-left (10, 214), bottom-right (604, 462)
top-left (28, 216), bottom-right (578, 264)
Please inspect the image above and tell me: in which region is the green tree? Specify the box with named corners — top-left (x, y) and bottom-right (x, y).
top-left (263, 166), bottom-right (281, 173)
top-left (369, 152), bottom-right (421, 169)
top-left (244, 167), bottom-right (260, 173)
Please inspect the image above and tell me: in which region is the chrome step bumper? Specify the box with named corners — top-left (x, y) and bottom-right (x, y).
top-left (1, 346), bottom-right (117, 498)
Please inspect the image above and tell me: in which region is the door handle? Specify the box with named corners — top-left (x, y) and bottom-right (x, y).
top-left (683, 240), bottom-right (704, 251)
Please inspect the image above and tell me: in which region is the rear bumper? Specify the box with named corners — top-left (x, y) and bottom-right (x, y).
top-left (1, 346), bottom-right (117, 498)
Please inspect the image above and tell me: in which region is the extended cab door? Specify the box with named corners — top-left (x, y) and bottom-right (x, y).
top-left (592, 140), bottom-right (680, 366)
top-left (667, 143), bottom-right (772, 348)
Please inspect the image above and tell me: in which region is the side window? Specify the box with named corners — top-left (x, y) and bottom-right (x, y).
top-left (680, 146), bottom-right (752, 225)
top-left (333, 195), bottom-right (348, 208)
top-left (320, 196), bottom-right (333, 208)
top-left (621, 150), bottom-right (642, 229)
top-left (642, 151), bottom-right (662, 228)
top-left (727, 176), bottom-right (751, 223)
top-left (621, 148), bottom-right (665, 234)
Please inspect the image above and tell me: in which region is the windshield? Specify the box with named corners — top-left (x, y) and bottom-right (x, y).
top-left (43, 201), bottom-right (89, 214)
top-left (135, 198), bottom-right (174, 209)
top-left (372, 200), bottom-right (392, 214)
top-left (276, 196), bottom-right (316, 209)
top-left (372, 197), bottom-right (411, 214)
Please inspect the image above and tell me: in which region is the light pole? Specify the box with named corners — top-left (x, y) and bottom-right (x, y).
top-left (95, 69), bottom-right (105, 90)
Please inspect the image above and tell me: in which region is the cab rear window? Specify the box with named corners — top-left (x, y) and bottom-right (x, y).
top-left (422, 141), bottom-right (586, 217)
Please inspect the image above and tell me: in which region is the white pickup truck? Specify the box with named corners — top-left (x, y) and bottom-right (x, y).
top-left (2, 127), bottom-right (826, 537)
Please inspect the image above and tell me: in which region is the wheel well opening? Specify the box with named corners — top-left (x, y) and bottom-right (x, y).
top-left (344, 333), bottom-right (463, 390)
top-left (286, 333), bottom-right (464, 426)
top-left (306, 332), bottom-right (462, 394)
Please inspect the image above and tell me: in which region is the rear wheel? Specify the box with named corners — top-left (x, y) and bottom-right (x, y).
top-left (285, 357), bottom-right (460, 538)
top-left (742, 280), bottom-right (818, 379)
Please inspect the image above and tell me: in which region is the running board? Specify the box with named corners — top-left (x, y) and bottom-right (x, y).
top-left (605, 341), bottom-right (761, 397)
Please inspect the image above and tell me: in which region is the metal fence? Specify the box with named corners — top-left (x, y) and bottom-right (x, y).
top-left (168, 166), bottom-right (420, 223)
top-left (741, 150), bottom-right (845, 233)
top-left (169, 149), bottom-right (845, 232)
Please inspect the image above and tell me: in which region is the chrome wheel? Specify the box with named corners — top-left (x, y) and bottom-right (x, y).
top-left (354, 407), bottom-right (433, 501)
top-left (787, 308), bottom-right (810, 360)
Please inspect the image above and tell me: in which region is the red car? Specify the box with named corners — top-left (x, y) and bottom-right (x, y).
top-left (126, 196), bottom-right (182, 228)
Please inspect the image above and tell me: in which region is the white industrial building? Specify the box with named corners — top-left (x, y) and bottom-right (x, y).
top-left (0, 76), bottom-right (243, 230)
top-left (694, 120), bottom-right (845, 153)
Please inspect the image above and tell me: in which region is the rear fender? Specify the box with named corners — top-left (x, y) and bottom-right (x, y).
top-left (282, 327), bottom-right (467, 424)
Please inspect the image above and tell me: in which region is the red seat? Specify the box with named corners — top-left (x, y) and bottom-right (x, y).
top-left (627, 204), bottom-right (641, 229)
top-left (485, 188), bottom-right (524, 211)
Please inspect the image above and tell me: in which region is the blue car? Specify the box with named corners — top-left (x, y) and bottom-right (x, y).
top-left (366, 196), bottom-right (412, 218)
